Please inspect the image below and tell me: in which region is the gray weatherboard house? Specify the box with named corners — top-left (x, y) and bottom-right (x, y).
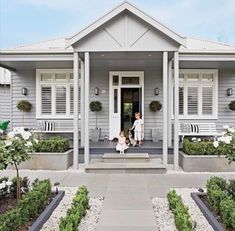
top-left (1, 2), bottom-right (235, 172)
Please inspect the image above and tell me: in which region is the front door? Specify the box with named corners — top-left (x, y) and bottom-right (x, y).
top-left (109, 71), bottom-right (144, 140)
top-left (121, 88), bottom-right (141, 133)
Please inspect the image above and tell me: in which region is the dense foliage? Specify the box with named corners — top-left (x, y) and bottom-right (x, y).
top-left (0, 179), bottom-right (51, 231)
top-left (183, 127), bottom-right (235, 163)
top-left (33, 136), bottom-right (70, 153)
top-left (206, 177), bottom-right (235, 229)
top-left (16, 100), bottom-right (32, 113)
top-left (149, 101), bottom-right (162, 112)
top-left (59, 186), bottom-right (89, 231)
top-left (89, 101), bottom-right (102, 129)
top-left (167, 190), bottom-right (196, 231)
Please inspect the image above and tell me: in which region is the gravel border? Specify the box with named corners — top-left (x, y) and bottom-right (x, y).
top-left (41, 187), bottom-right (104, 231)
top-left (174, 188), bottom-right (213, 231)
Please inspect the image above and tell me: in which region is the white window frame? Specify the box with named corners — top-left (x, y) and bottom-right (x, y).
top-left (173, 69), bottom-right (218, 120)
top-left (36, 69), bottom-right (75, 119)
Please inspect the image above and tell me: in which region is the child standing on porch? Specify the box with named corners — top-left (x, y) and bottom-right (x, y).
top-left (130, 112), bottom-right (144, 147)
top-left (116, 131), bottom-right (128, 154)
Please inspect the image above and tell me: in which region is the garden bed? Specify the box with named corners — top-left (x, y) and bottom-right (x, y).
top-left (179, 151), bottom-right (235, 172)
top-left (8, 149), bottom-right (73, 170)
top-left (191, 177), bottom-right (235, 231)
top-left (0, 179), bottom-right (64, 231)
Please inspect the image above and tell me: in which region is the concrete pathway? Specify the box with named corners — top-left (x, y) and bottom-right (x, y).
top-left (1, 169), bottom-right (235, 230)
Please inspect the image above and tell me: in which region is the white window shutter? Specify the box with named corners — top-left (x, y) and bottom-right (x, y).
top-left (187, 87), bottom-right (198, 115)
top-left (70, 85), bottom-right (74, 115)
top-left (179, 87), bottom-right (184, 115)
top-left (56, 86), bottom-right (67, 114)
top-left (41, 85), bottom-right (52, 115)
top-left (202, 86), bottom-right (213, 115)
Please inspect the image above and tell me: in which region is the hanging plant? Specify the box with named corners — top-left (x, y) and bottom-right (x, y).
top-left (149, 101), bottom-right (162, 112)
top-left (89, 101), bottom-right (102, 129)
top-left (229, 100), bottom-right (235, 111)
top-left (17, 100), bottom-right (32, 127)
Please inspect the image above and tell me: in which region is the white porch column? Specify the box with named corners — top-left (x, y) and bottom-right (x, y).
top-left (84, 52), bottom-right (90, 166)
top-left (168, 60), bottom-right (173, 147)
top-left (163, 52), bottom-right (168, 166)
top-left (80, 59), bottom-right (85, 146)
top-left (73, 52), bottom-right (79, 169)
top-left (174, 52), bottom-right (179, 169)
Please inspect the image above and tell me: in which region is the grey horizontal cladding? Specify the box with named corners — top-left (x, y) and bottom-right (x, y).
top-left (0, 85), bottom-right (11, 121)
top-left (11, 70), bottom-right (36, 129)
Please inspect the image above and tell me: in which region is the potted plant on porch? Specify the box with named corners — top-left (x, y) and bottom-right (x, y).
top-left (89, 101), bottom-right (102, 142)
top-left (149, 100), bottom-right (162, 142)
top-left (16, 100), bottom-right (32, 128)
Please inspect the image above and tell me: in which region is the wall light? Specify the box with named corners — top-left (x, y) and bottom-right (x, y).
top-left (22, 87), bottom-right (28, 96)
top-left (227, 88), bottom-right (233, 96)
top-left (94, 87), bottom-right (99, 95)
top-left (155, 88), bottom-right (159, 96)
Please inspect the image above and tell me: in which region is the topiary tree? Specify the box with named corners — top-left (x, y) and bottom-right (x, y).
top-left (229, 100), bottom-right (235, 111)
top-left (149, 101), bottom-right (162, 126)
top-left (0, 128), bottom-right (36, 200)
top-left (17, 100), bottom-right (32, 127)
top-left (89, 101), bottom-right (102, 129)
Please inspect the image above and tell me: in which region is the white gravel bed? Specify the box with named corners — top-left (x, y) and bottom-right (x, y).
top-left (174, 188), bottom-right (213, 231)
top-left (78, 197), bottom-right (104, 231)
top-left (41, 187), bottom-right (77, 231)
top-left (152, 197), bottom-right (177, 231)
top-left (41, 187), bottom-right (104, 231)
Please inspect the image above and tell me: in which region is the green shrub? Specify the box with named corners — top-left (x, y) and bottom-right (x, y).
top-left (167, 190), bottom-right (196, 231)
top-left (59, 186), bottom-right (89, 231)
top-left (206, 177), bottom-right (235, 229)
top-left (0, 179), bottom-right (51, 231)
top-left (183, 139), bottom-right (218, 155)
top-left (11, 176), bottom-right (30, 197)
top-left (34, 137), bottom-right (70, 153)
top-left (227, 179), bottom-right (235, 196)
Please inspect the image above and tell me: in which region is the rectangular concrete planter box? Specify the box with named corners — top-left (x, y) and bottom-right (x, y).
top-left (9, 150), bottom-right (73, 170)
top-left (179, 151), bottom-right (235, 172)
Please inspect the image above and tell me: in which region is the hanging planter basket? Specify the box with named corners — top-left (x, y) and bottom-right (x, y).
top-left (229, 100), bottom-right (235, 111)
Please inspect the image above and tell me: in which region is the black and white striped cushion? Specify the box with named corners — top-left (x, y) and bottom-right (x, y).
top-left (44, 121), bottom-right (55, 131)
top-left (190, 124), bottom-right (199, 133)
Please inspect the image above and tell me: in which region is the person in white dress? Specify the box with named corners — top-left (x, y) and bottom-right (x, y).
top-left (129, 112), bottom-right (144, 147)
top-left (116, 131), bottom-right (128, 154)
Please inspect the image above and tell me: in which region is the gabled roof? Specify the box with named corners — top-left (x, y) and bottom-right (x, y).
top-left (66, 1), bottom-right (186, 47)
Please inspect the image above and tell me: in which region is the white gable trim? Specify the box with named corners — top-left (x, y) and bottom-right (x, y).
top-left (66, 2), bottom-right (186, 48)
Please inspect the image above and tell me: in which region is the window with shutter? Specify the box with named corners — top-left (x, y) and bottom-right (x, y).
top-left (175, 69), bottom-right (218, 119)
top-left (37, 69), bottom-right (77, 118)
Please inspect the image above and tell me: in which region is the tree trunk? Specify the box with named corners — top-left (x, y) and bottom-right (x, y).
top-left (95, 112), bottom-right (98, 129)
top-left (14, 163), bottom-right (21, 201)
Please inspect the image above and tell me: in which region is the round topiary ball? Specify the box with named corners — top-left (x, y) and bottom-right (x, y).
top-left (17, 100), bottom-right (32, 112)
top-left (229, 101), bottom-right (235, 111)
top-left (89, 101), bottom-right (102, 112)
top-left (149, 101), bottom-right (162, 112)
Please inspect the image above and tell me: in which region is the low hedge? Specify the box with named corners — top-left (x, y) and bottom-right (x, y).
top-left (59, 186), bottom-right (89, 231)
top-left (183, 139), bottom-right (218, 155)
top-left (34, 137), bottom-right (70, 153)
top-left (206, 177), bottom-right (235, 229)
top-left (167, 190), bottom-right (196, 231)
top-left (0, 179), bottom-right (51, 231)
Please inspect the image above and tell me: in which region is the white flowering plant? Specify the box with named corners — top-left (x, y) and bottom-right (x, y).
top-left (0, 177), bottom-right (12, 199)
top-left (0, 127), bottom-right (37, 200)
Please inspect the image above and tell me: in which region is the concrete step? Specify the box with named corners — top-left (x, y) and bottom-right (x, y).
top-left (102, 153), bottom-right (150, 163)
top-left (85, 158), bottom-right (166, 174)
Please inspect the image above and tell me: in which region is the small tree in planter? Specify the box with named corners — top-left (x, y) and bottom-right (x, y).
top-left (149, 101), bottom-right (162, 142)
top-left (229, 100), bottom-right (235, 111)
top-left (89, 101), bottom-right (102, 142)
top-left (17, 100), bottom-right (32, 127)
top-left (0, 128), bottom-right (36, 200)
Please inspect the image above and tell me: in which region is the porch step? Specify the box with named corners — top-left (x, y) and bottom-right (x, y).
top-left (102, 153), bottom-right (150, 163)
top-left (85, 158), bottom-right (166, 174)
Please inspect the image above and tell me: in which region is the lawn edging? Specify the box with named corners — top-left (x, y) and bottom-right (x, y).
top-left (179, 151), bottom-right (235, 172)
top-left (191, 192), bottom-right (224, 231)
top-left (29, 190), bottom-right (65, 231)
